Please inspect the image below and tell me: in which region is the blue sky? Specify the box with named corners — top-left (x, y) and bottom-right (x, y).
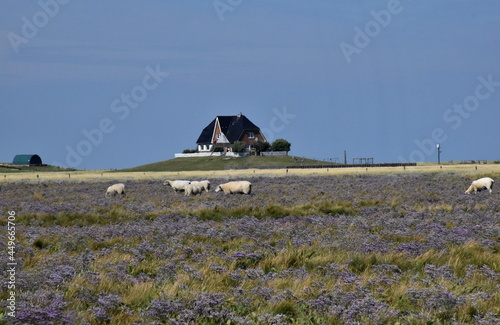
top-left (1, 0), bottom-right (500, 169)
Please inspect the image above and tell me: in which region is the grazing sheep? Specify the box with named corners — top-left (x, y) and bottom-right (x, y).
top-left (105, 183), bottom-right (126, 197)
top-left (465, 177), bottom-right (494, 194)
top-left (190, 180), bottom-right (211, 192)
top-left (184, 183), bottom-right (202, 196)
top-left (215, 181), bottom-right (252, 194)
top-left (163, 180), bottom-right (191, 192)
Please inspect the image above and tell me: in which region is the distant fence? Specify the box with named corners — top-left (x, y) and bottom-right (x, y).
top-left (226, 162), bottom-right (417, 170)
top-left (285, 163), bottom-right (417, 169)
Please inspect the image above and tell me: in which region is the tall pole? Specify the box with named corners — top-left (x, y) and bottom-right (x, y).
top-left (436, 144), bottom-right (441, 165)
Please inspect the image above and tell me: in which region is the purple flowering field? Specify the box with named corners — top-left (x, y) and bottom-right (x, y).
top-left (0, 172), bottom-right (499, 324)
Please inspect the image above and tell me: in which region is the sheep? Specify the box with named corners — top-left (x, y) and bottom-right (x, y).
top-left (105, 183), bottom-right (126, 197)
top-left (184, 183), bottom-right (202, 196)
top-left (214, 181), bottom-right (252, 194)
top-left (163, 180), bottom-right (191, 192)
top-left (465, 177), bottom-right (494, 194)
top-left (190, 180), bottom-right (211, 192)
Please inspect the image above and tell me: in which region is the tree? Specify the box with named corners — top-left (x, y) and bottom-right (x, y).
top-left (253, 139), bottom-right (271, 155)
top-left (271, 138), bottom-right (291, 152)
top-left (232, 141), bottom-right (246, 153)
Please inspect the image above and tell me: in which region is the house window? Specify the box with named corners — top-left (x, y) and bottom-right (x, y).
top-left (247, 132), bottom-right (254, 139)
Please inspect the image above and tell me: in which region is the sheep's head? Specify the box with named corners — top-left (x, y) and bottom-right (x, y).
top-left (214, 185), bottom-right (221, 193)
top-left (163, 180), bottom-right (171, 186)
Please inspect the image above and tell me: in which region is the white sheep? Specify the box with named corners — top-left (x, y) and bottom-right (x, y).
top-left (163, 180), bottom-right (191, 192)
top-left (105, 183), bottom-right (126, 197)
top-left (190, 180), bottom-right (211, 192)
top-left (184, 183), bottom-right (202, 196)
top-left (465, 177), bottom-right (494, 194)
top-left (214, 181), bottom-right (252, 194)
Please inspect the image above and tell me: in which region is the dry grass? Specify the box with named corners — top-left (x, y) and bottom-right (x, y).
top-left (3, 163), bottom-right (500, 183)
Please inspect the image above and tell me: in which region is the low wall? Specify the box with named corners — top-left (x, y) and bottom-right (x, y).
top-left (175, 152), bottom-right (249, 158)
top-left (260, 151), bottom-right (288, 156)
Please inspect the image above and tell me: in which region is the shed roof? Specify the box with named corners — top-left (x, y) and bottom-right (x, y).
top-left (12, 154), bottom-right (42, 165)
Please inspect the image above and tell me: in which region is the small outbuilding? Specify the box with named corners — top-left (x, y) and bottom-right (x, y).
top-left (12, 154), bottom-right (42, 165)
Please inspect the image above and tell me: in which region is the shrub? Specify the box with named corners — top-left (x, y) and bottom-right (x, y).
top-left (232, 141), bottom-right (246, 153)
top-left (271, 138), bottom-right (291, 152)
top-left (253, 139), bottom-right (271, 155)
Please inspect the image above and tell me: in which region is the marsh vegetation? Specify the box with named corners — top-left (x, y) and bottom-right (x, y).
top-left (0, 173), bottom-right (499, 324)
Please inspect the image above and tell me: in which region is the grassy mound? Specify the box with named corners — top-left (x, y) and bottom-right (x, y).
top-left (120, 155), bottom-right (329, 172)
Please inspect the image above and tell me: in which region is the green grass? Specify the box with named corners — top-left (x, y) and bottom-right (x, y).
top-left (0, 164), bottom-right (76, 173)
top-left (119, 155), bottom-right (332, 172)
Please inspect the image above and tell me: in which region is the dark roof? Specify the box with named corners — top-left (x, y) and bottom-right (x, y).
top-left (196, 114), bottom-right (261, 144)
top-left (197, 119), bottom-right (216, 144)
top-left (13, 154), bottom-right (42, 165)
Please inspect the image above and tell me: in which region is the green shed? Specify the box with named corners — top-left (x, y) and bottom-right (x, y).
top-left (12, 154), bottom-right (42, 165)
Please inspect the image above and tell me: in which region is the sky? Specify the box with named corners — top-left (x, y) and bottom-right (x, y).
top-left (1, 0), bottom-right (500, 170)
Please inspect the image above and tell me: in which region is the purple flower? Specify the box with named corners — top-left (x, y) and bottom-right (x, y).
top-left (406, 287), bottom-right (465, 313)
top-left (148, 299), bottom-right (184, 319)
top-left (91, 292), bottom-right (122, 322)
top-left (46, 265), bottom-right (76, 286)
top-left (15, 297), bottom-right (70, 325)
top-left (424, 264), bottom-right (457, 282)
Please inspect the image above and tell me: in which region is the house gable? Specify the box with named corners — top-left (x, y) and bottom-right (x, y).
top-left (212, 118), bottom-right (221, 143)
